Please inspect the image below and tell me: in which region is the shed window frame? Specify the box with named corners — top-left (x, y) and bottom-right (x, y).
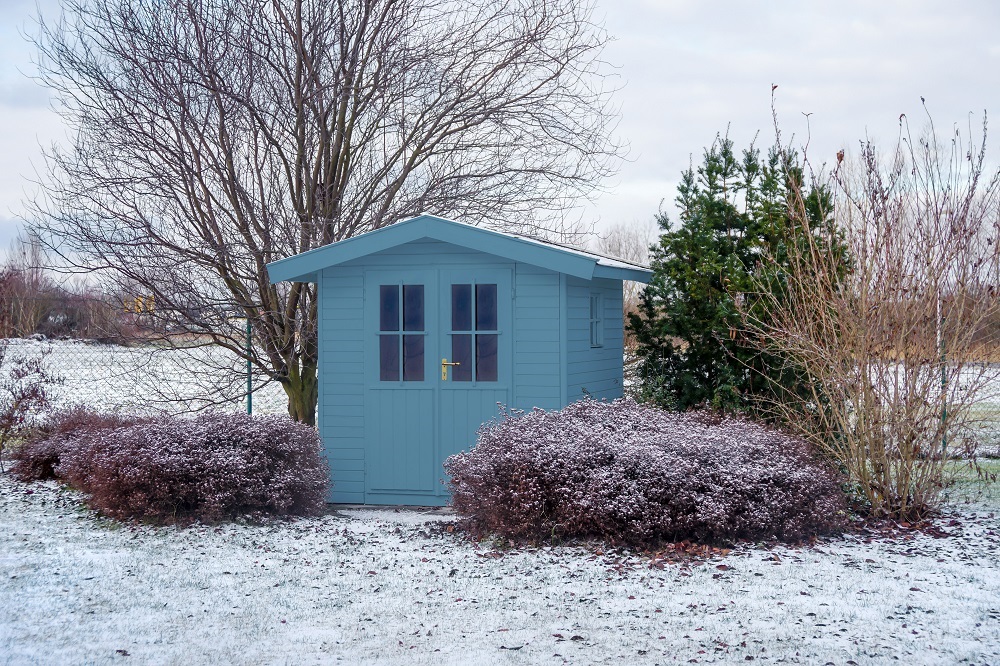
top-left (449, 282), bottom-right (500, 383)
top-left (377, 282), bottom-right (427, 382)
top-left (589, 292), bottom-right (603, 348)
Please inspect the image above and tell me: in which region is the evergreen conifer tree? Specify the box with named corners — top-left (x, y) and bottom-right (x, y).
top-left (629, 136), bottom-right (839, 411)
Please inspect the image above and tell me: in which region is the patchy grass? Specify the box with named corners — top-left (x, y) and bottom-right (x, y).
top-left (1, 474), bottom-right (998, 665)
top-left (942, 459), bottom-right (1000, 505)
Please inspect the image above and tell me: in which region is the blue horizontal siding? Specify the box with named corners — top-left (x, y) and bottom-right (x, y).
top-left (319, 266), bottom-right (366, 503)
top-left (565, 277), bottom-right (624, 403)
top-left (569, 366), bottom-right (622, 386)
top-left (331, 480), bottom-right (365, 495)
top-left (322, 392), bottom-right (363, 405)
top-left (330, 459), bottom-right (364, 473)
top-left (327, 448), bottom-right (365, 461)
top-left (511, 333), bottom-right (560, 348)
top-left (512, 264), bottom-right (561, 412)
top-left (515, 364), bottom-right (563, 376)
top-left (510, 295), bottom-right (552, 308)
top-left (324, 426), bottom-right (365, 439)
top-left (331, 468), bottom-right (363, 482)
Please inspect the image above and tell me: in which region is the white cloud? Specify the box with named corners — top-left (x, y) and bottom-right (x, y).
top-left (0, 0), bottom-right (996, 237)
top-left (0, 0), bottom-right (62, 222)
top-left (588, 0), bottom-right (1000, 230)
top-left (0, 217), bottom-right (25, 252)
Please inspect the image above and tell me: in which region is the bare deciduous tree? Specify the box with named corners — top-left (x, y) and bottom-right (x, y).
top-left (30, 0), bottom-right (620, 423)
top-left (0, 232), bottom-right (52, 337)
top-left (596, 219), bottom-right (655, 305)
top-left (743, 113), bottom-right (1000, 519)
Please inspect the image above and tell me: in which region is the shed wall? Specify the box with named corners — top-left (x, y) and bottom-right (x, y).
top-left (318, 266), bottom-right (366, 503)
top-left (315, 238), bottom-right (624, 504)
top-left (566, 277), bottom-right (624, 401)
top-left (511, 263), bottom-right (562, 411)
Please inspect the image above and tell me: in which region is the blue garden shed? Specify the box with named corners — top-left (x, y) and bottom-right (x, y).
top-left (267, 214), bottom-right (652, 505)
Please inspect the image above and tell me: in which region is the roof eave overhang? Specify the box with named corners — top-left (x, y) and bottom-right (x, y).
top-left (267, 215), bottom-right (648, 284)
top-left (593, 264), bottom-right (653, 283)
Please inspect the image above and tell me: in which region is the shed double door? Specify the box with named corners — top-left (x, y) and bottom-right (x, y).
top-left (363, 267), bottom-right (511, 505)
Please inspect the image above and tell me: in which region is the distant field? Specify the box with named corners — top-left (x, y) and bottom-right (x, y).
top-left (3, 338), bottom-right (999, 455)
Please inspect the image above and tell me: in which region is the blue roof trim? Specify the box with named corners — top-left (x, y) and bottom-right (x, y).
top-left (267, 214), bottom-right (652, 284)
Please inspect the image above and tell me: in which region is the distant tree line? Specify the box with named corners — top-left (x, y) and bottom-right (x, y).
top-left (0, 232), bottom-right (151, 342)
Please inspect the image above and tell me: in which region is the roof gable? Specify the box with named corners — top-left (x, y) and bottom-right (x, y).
top-left (267, 214), bottom-right (652, 283)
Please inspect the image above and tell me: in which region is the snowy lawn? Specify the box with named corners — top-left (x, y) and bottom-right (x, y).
top-left (1, 468), bottom-right (998, 665)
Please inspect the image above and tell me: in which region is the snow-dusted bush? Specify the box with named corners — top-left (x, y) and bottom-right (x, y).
top-left (11, 407), bottom-right (146, 482)
top-left (0, 340), bottom-right (58, 473)
top-left (445, 398), bottom-right (847, 546)
top-left (15, 411), bottom-right (329, 523)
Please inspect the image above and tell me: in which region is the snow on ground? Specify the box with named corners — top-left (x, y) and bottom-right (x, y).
top-left (1, 474), bottom-right (998, 665)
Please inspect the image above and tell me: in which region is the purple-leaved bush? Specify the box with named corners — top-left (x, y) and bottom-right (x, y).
top-left (445, 398), bottom-right (848, 546)
top-left (12, 407), bottom-right (148, 482)
top-left (13, 410), bottom-right (329, 524)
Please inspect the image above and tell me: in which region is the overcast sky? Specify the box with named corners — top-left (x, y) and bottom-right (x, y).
top-left (1, 0), bottom-right (998, 250)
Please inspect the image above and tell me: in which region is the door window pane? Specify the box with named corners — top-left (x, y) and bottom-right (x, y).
top-left (379, 335), bottom-right (399, 381)
top-left (379, 285), bottom-right (399, 331)
top-left (403, 285), bottom-right (424, 331)
top-left (451, 284), bottom-right (472, 331)
top-left (451, 334), bottom-right (472, 382)
top-left (476, 334), bottom-right (498, 381)
top-left (402, 335), bottom-right (424, 381)
top-left (476, 284), bottom-right (497, 330)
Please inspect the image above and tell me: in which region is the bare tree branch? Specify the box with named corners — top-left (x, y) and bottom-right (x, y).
top-left (27, 0), bottom-right (622, 423)
top-left (743, 109), bottom-right (1000, 519)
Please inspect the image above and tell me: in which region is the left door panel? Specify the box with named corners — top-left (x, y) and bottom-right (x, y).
top-left (363, 270), bottom-right (439, 503)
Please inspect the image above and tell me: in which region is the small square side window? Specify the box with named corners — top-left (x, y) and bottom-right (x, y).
top-left (589, 293), bottom-right (603, 348)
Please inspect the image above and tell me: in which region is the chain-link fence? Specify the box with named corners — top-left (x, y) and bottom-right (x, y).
top-left (0, 287), bottom-right (289, 416)
top-left (2, 315), bottom-right (999, 457)
top-left (968, 395), bottom-right (1000, 458)
top-left (3, 337), bottom-right (287, 416)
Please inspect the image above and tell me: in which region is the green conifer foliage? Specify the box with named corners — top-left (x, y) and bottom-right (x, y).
top-left (629, 136), bottom-right (838, 412)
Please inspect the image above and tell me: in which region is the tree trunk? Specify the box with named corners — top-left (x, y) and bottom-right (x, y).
top-left (283, 361), bottom-right (319, 426)
top-left (29, 0), bottom-right (619, 425)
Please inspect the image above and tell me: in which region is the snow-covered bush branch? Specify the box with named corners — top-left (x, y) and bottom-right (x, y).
top-left (0, 340), bottom-right (58, 473)
top-left (446, 398), bottom-right (847, 546)
top-left (13, 409), bottom-right (329, 523)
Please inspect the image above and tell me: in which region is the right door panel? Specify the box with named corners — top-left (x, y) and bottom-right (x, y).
top-left (436, 268), bottom-right (512, 497)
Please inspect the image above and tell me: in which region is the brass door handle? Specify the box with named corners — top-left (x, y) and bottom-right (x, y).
top-left (441, 358), bottom-right (460, 381)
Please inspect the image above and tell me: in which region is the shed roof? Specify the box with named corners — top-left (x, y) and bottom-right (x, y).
top-left (267, 214), bottom-right (653, 283)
